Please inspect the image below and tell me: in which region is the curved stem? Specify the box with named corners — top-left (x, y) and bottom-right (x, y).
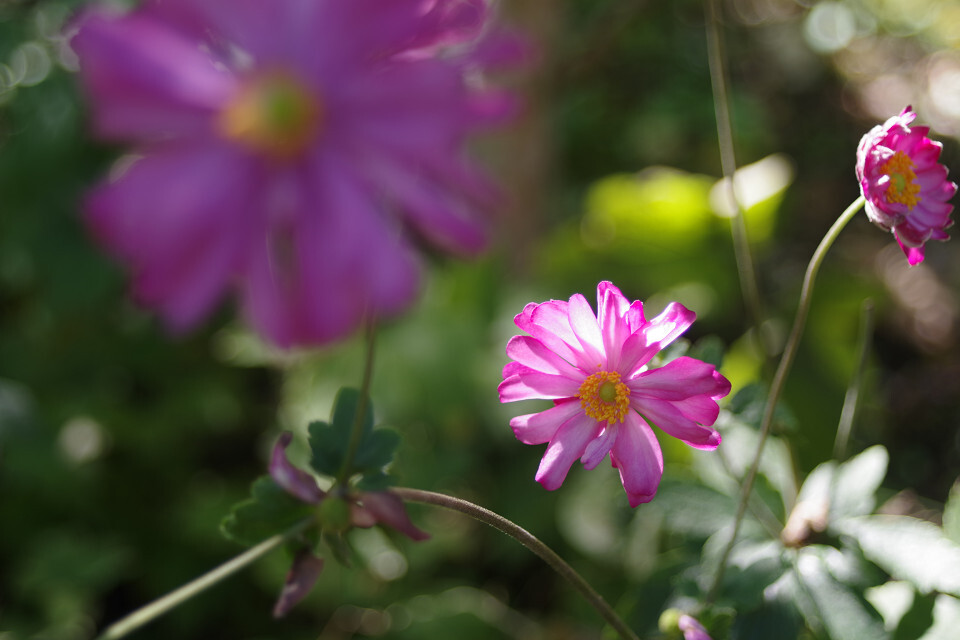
top-left (705, 0), bottom-right (766, 352)
top-left (336, 317), bottom-right (377, 486)
top-left (707, 196), bottom-right (865, 601)
top-left (94, 518), bottom-right (314, 640)
top-left (393, 487), bottom-right (641, 640)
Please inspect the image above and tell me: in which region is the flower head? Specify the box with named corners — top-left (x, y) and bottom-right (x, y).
top-left (268, 432), bottom-right (428, 616)
top-left (856, 106), bottom-right (957, 265)
top-left (70, 0), bottom-right (520, 346)
top-left (498, 282), bottom-right (731, 507)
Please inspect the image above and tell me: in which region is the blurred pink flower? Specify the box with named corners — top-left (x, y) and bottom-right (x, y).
top-left (498, 282), bottom-right (730, 507)
top-left (856, 106), bottom-right (957, 265)
top-left (678, 614), bottom-right (713, 640)
top-left (71, 0), bottom-right (520, 346)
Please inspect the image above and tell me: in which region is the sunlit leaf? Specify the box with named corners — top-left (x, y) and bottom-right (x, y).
top-left (839, 516), bottom-right (960, 596)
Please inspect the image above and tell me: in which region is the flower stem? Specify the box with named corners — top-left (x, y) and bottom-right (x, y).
top-left (707, 195), bottom-right (865, 601)
top-left (336, 318), bottom-right (377, 486)
top-left (704, 0), bottom-right (767, 353)
top-left (94, 518), bottom-right (313, 640)
top-left (393, 487), bottom-right (641, 640)
top-left (833, 298), bottom-right (874, 461)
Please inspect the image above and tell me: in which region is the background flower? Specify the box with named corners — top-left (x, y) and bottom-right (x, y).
top-left (856, 106), bottom-right (957, 265)
top-left (499, 281), bottom-right (730, 507)
top-left (71, 0), bottom-right (520, 346)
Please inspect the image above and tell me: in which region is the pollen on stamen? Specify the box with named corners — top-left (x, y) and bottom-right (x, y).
top-left (577, 370), bottom-right (630, 424)
top-left (880, 150), bottom-right (922, 209)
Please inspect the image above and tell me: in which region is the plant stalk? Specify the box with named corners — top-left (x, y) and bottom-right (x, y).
top-left (707, 196), bottom-right (865, 601)
top-left (393, 487), bottom-right (642, 640)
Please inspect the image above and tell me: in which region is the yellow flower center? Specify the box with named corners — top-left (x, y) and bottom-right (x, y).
top-left (880, 150), bottom-right (921, 209)
top-left (577, 370), bottom-right (630, 424)
top-left (217, 72), bottom-right (322, 160)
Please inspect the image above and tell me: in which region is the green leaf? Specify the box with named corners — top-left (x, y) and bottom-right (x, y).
top-left (657, 481), bottom-right (737, 538)
top-left (793, 546), bottom-right (889, 640)
top-left (731, 599), bottom-right (803, 640)
top-left (307, 387), bottom-right (400, 484)
top-left (831, 445), bottom-right (888, 522)
top-left (688, 335), bottom-right (725, 368)
top-left (893, 590), bottom-right (936, 640)
top-left (727, 383), bottom-right (797, 433)
top-left (838, 515), bottom-right (960, 596)
top-left (920, 595), bottom-right (960, 640)
top-left (221, 476), bottom-right (315, 547)
top-left (942, 482), bottom-right (960, 546)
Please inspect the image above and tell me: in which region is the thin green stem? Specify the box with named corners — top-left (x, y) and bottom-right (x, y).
top-left (705, 0), bottom-right (766, 351)
top-left (393, 487), bottom-right (642, 640)
top-left (94, 518), bottom-right (313, 640)
top-left (833, 299), bottom-right (874, 461)
top-left (336, 317), bottom-right (377, 486)
top-left (707, 196), bottom-right (865, 601)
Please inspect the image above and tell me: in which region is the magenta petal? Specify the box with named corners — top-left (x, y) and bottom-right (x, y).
top-left (610, 413), bottom-right (664, 507)
top-left (628, 357), bottom-right (731, 401)
top-left (633, 398), bottom-right (721, 450)
top-left (510, 399), bottom-right (581, 445)
top-left (71, 9), bottom-right (234, 141)
top-left (679, 615), bottom-right (713, 640)
top-left (269, 432), bottom-right (325, 504)
top-left (580, 423), bottom-right (618, 470)
top-left (355, 491), bottom-right (430, 541)
top-left (85, 142), bottom-right (257, 330)
top-left (520, 300), bottom-right (592, 370)
top-left (644, 302), bottom-right (696, 349)
top-left (535, 412), bottom-right (601, 491)
top-left (567, 293), bottom-right (606, 366)
top-left (505, 335), bottom-right (582, 378)
top-left (597, 281), bottom-right (632, 370)
top-left (498, 366), bottom-right (581, 402)
top-left (273, 549), bottom-right (324, 618)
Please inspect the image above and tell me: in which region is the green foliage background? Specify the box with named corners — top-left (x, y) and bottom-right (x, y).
top-left (2, 0), bottom-right (960, 638)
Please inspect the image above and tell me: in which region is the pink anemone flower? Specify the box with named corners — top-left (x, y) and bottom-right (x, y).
top-left (498, 282), bottom-right (731, 507)
top-left (856, 106), bottom-right (957, 265)
top-left (70, 0), bottom-right (520, 346)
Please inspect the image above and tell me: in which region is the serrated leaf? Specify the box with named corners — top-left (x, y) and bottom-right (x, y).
top-left (942, 482), bottom-right (960, 546)
top-left (308, 388), bottom-right (399, 485)
top-left (794, 546), bottom-right (890, 640)
top-left (831, 445), bottom-right (888, 522)
top-left (221, 476), bottom-right (314, 547)
top-left (838, 515), bottom-right (960, 596)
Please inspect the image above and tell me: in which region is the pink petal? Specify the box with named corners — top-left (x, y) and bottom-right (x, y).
top-left (516, 300), bottom-right (593, 370)
top-left (567, 293), bottom-right (605, 367)
top-left (644, 302), bottom-right (696, 349)
top-left (632, 398), bottom-right (721, 450)
top-left (71, 9), bottom-right (235, 141)
top-left (617, 332), bottom-right (663, 376)
top-left (510, 399), bottom-right (582, 445)
top-left (269, 432), bottom-right (325, 504)
top-left (85, 141), bottom-right (257, 330)
top-left (535, 412), bottom-right (602, 491)
top-left (505, 335), bottom-right (583, 378)
top-left (498, 366), bottom-right (581, 402)
top-left (580, 423), bottom-right (618, 470)
top-left (597, 281), bottom-right (632, 370)
top-left (355, 491), bottom-right (430, 541)
top-left (273, 549), bottom-right (324, 618)
top-left (610, 413), bottom-right (664, 507)
top-left (627, 357), bottom-right (731, 400)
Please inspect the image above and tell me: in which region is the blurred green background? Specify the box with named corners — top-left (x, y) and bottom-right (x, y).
top-left (3, 0), bottom-right (960, 638)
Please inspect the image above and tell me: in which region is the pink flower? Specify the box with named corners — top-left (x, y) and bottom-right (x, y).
top-left (498, 282), bottom-right (731, 507)
top-left (856, 106), bottom-right (957, 265)
top-left (70, 0), bottom-right (520, 346)
top-left (678, 614), bottom-right (713, 640)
